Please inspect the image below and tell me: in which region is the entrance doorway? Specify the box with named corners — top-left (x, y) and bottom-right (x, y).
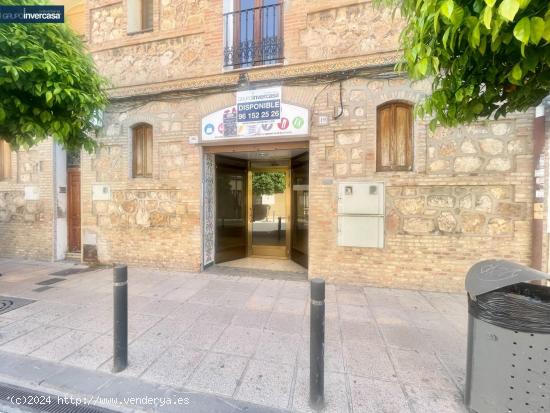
top-left (67, 151), bottom-right (81, 253)
top-left (209, 144), bottom-right (309, 272)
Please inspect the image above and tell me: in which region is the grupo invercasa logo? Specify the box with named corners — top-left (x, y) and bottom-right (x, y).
top-left (0, 5), bottom-right (64, 23)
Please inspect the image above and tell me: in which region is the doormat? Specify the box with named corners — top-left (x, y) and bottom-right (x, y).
top-left (33, 286), bottom-right (53, 293)
top-left (36, 278), bottom-right (65, 286)
top-left (49, 267), bottom-right (97, 276)
top-left (0, 296), bottom-right (35, 315)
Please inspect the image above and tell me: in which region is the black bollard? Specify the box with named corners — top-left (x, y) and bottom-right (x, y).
top-left (310, 278), bottom-right (325, 409)
top-left (113, 265), bottom-right (128, 373)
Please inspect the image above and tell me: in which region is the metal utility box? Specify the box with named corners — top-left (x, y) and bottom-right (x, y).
top-left (465, 260), bottom-right (550, 413)
top-left (337, 215), bottom-right (384, 248)
top-left (337, 182), bottom-right (384, 248)
top-left (337, 182), bottom-right (384, 215)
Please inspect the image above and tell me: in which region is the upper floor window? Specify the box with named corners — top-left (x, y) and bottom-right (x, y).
top-left (376, 101), bottom-right (413, 172)
top-left (0, 140), bottom-right (11, 180)
top-left (128, 0), bottom-right (153, 34)
top-left (132, 124), bottom-right (153, 178)
top-left (223, 0), bottom-right (283, 69)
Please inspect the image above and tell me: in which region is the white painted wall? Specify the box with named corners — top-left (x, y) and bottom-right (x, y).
top-left (55, 143), bottom-right (68, 260)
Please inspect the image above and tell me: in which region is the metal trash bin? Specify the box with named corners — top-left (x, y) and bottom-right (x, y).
top-left (465, 260), bottom-right (550, 413)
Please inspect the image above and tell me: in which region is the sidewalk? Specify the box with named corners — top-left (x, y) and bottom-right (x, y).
top-left (0, 259), bottom-right (468, 412)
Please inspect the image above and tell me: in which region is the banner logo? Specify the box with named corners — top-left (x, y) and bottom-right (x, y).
top-left (0, 6), bottom-right (64, 23)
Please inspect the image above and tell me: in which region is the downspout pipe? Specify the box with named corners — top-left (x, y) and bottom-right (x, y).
top-left (531, 104), bottom-right (546, 270)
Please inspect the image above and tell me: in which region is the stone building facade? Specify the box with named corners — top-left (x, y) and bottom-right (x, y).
top-left (0, 0), bottom-right (548, 292)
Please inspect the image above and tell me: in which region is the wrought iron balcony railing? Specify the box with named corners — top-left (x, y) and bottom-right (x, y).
top-left (223, 3), bottom-right (284, 69)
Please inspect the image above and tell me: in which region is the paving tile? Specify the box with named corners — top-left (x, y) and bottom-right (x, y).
top-left (254, 330), bottom-right (300, 365)
top-left (0, 325), bottom-right (69, 354)
top-left (273, 297), bottom-right (307, 315)
top-left (293, 368), bottom-right (349, 413)
top-left (212, 326), bottom-right (262, 357)
top-left (265, 312), bottom-right (303, 335)
top-left (180, 322), bottom-right (227, 351)
top-left (187, 352), bottom-right (248, 396)
top-left (31, 330), bottom-right (99, 361)
top-left (340, 320), bottom-right (383, 345)
top-left (218, 292), bottom-right (252, 309)
top-left (62, 333), bottom-right (113, 370)
top-left (43, 365), bottom-right (113, 394)
top-left (127, 313), bottom-right (163, 339)
top-left (390, 348), bottom-right (457, 391)
top-left (235, 359), bottom-right (294, 409)
top-left (338, 304), bottom-right (372, 322)
top-left (298, 337), bottom-right (345, 373)
top-left (231, 309), bottom-right (270, 328)
top-left (336, 290), bottom-right (367, 306)
top-left (343, 340), bottom-right (396, 380)
top-left (165, 302), bottom-right (211, 322)
top-left (188, 289), bottom-right (227, 306)
top-left (131, 298), bottom-right (190, 318)
top-left (403, 383), bottom-right (467, 412)
top-left (140, 343), bottom-right (204, 387)
top-left (379, 324), bottom-right (434, 353)
top-left (349, 375), bottom-right (411, 413)
top-left (245, 294), bottom-right (277, 311)
top-left (371, 305), bottom-right (411, 326)
top-left (0, 352), bottom-right (64, 385)
top-left (195, 306), bottom-right (236, 325)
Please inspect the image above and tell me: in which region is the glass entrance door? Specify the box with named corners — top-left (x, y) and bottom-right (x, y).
top-left (215, 155), bottom-right (248, 263)
top-left (291, 153), bottom-right (308, 268)
top-left (249, 168), bottom-right (289, 258)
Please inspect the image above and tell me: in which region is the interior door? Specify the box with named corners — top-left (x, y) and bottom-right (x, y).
top-left (67, 168), bottom-right (81, 253)
top-left (215, 155), bottom-right (248, 263)
top-left (291, 153), bottom-right (308, 268)
top-left (249, 168), bottom-right (289, 258)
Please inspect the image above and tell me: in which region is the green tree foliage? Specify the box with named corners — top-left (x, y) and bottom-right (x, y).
top-left (378, 0), bottom-right (550, 128)
top-left (252, 172), bottom-right (286, 196)
top-left (0, 0), bottom-right (108, 151)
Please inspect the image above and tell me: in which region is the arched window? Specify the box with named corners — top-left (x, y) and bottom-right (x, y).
top-left (0, 140), bottom-right (11, 180)
top-left (132, 123), bottom-right (153, 178)
top-left (376, 101), bottom-right (413, 172)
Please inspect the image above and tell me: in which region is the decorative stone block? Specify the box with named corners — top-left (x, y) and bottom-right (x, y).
top-left (454, 156), bottom-right (482, 173)
top-left (403, 217), bottom-right (434, 234)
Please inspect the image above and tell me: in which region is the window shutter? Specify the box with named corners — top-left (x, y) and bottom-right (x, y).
top-left (377, 105), bottom-right (392, 171)
top-left (377, 102), bottom-right (413, 171)
top-left (0, 140), bottom-right (11, 180)
top-left (132, 124), bottom-right (152, 178)
top-left (142, 0), bottom-right (153, 30)
top-left (145, 125), bottom-right (153, 176)
top-left (394, 104), bottom-right (412, 169)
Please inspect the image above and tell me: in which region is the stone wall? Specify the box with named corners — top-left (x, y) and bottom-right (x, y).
top-left (307, 78), bottom-right (535, 291)
top-left (80, 100), bottom-right (203, 270)
top-left (386, 185), bottom-right (519, 236)
top-left (93, 34), bottom-right (204, 87)
top-left (90, 3), bottom-right (124, 44)
top-left (160, 0), bottom-right (205, 31)
top-left (427, 121), bottom-right (526, 174)
top-left (299, 2), bottom-right (404, 60)
top-left (0, 141), bottom-right (54, 260)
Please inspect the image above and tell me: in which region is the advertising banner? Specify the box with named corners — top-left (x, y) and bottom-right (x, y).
top-left (202, 102), bottom-right (308, 142)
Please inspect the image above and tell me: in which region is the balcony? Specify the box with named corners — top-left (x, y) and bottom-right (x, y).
top-left (223, 2), bottom-right (284, 69)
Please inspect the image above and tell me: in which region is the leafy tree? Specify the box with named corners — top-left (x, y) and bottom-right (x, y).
top-left (0, 0), bottom-right (108, 151)
top-left (377, 0), bottom-right (550, 128)
top-left (253, 172), bottom-right (286, 196)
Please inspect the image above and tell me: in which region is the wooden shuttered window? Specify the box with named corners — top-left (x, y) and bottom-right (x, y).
top-left (132, 124), bottom-right (153, 178)
top-left (141, 0), bottom-right (153, 30)
top-left (0, 140), bottom-right (11, 180)
top-left (376, 102), bottom-right (413, 172)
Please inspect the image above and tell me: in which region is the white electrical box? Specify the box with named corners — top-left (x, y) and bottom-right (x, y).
top-left (338, 182), bottom-right (384, 215)
top-left (338, 216), bottom-right (384, 248)
top-left (92, 184), bottom-right (111, 201)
